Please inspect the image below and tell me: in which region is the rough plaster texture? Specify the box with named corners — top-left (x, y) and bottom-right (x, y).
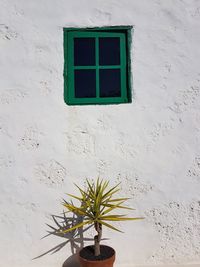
top-left (0, 0), bottom-right (200, 267)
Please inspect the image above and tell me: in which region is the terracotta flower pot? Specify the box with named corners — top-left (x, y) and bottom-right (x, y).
top-left (79, 245), bottom-right (115, 267)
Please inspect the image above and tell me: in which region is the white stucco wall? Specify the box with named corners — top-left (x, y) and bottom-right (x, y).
top-left (1, 0), bottom-right (200, 267)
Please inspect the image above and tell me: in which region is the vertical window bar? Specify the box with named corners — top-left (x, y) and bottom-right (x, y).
top-left (68, 33), bottom-right (74, 100)
top-left (95, 37), bottom-right (99, 98)
top-left (120, 34), bottom-right (127, 101)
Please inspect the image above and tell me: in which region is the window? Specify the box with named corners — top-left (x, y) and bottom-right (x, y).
top-left (63, 26), bottom-right (133, 105)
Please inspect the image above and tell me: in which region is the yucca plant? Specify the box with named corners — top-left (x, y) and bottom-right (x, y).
top-left (61, 179), bottom-right (143, 257)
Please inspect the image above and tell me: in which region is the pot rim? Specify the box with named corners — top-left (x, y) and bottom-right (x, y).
top-left (79, 245), bottom-right (115, 263)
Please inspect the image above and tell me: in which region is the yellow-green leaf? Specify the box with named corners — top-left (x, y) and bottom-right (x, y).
top-left (101, 201), bottom-right (126, 215)
top-left (67, 193), bottom-right (83, 201)
top-left (99, 216), bottom-right (144, 221)
top-left (61, 220), bottom-right (93, 234)
top-left (102, 203), bottom-right (134, 210)
top-left (98, 220), bottom-right (123, 233)
top-left (102, 187), bottom-right (120, 200)
top-left (63, 203), bottom-right (87, 216)
top-left (106, 198), bottom-right (130, 203)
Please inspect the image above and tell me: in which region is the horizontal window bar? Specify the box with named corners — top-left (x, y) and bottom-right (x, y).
top-left (74, 65), bottom-right (121, 70)
top-left (98, 65), bottom-right (121, 69)
top-left (73, 66), bottom-right (96, 70)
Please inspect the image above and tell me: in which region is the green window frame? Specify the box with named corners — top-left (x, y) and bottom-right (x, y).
top-left (63, 26), bottom-right (133, 105)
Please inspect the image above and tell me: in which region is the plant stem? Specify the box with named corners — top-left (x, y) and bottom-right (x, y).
top-left (94, 222), bottom-right (102, 256)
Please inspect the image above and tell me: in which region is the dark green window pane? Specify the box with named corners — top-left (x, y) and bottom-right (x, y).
top-left (100, 69), bottom-right (121, 97)
top-left (74, 38), bottom-right (95, 66)
top-left (99, 37), bottom-right (120, 65)
top-left (74, 70), bottom-right (96, 98)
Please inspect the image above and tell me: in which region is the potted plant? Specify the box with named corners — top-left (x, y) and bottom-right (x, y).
top-left (60, 178), bottom-right (143, 267)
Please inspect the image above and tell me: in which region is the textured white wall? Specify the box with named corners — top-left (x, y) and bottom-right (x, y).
top-left (1, 0), bottom-right (200, 267)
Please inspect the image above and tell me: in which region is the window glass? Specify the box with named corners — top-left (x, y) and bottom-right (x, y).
top-left (100, 69), bottom-right (121, 97)
top-left (74, 38), bottom-right (95, 66)
top-left (75, 70), bottom-right (96, 98)
top-left (99, 37), bottom-right (120, 65)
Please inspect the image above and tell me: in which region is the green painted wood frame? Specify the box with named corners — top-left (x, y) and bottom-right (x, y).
top-left (63, 26), bottom-right (133, 105)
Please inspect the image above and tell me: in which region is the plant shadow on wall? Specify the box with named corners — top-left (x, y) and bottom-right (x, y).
top-left (33, 212), bottom-right (97, 267)
top-left (34, 179), bottom-right (143, 267)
